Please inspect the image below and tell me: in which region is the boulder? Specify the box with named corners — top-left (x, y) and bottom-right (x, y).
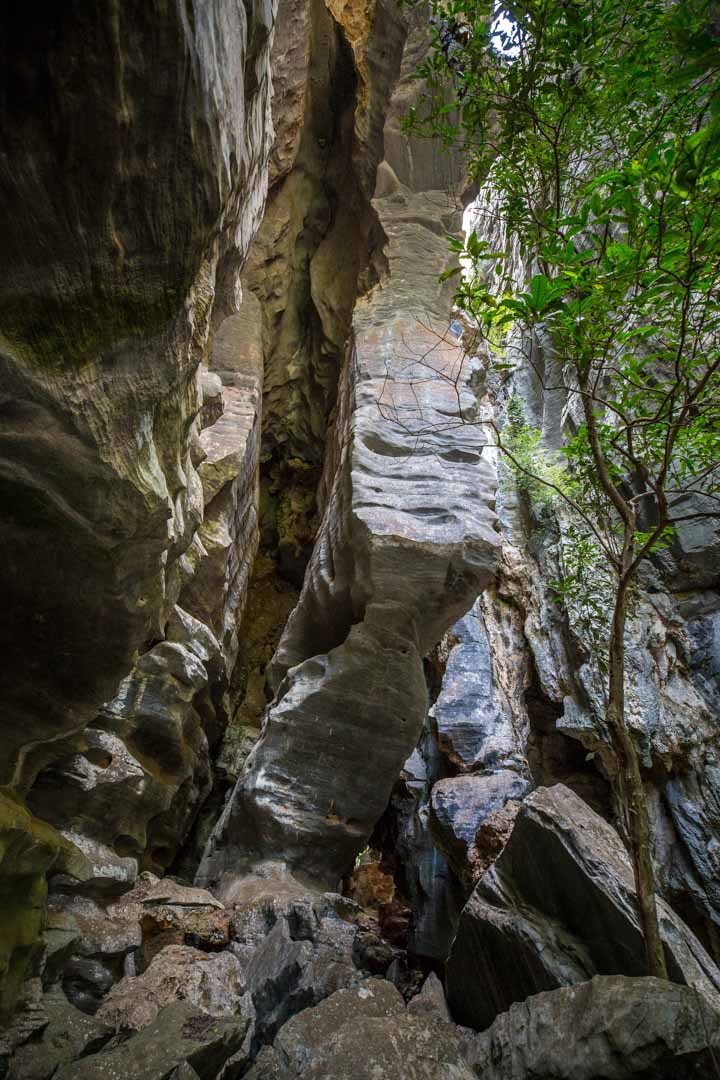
top-left (447, 784), bottom-right (720, 1030)
top-left (53, 1001), bottom-right (249, 1080)
top-left (407, 972), bottom-right (451, 1022)
top-left (62, 958), bottom-right (114, 1015)
top-left (234, 886), bottom-right (392, 1050)
top-left (244, 980), bottom-right (474, 1080)
top-left (433, 599), bottom-right (528, 772)
top-left (429, 771), bottom-right (529, 882)
top-left (137, 878), bottom-right (230, 961)
top-left (465, 975), bottom-right (720, 1079)
top-left (7, 988), bottom-right (112, 1080)
top-left (96, 945), bottom-right (245, 1032)
top-left (270, 979), bottom-right (405, 1075)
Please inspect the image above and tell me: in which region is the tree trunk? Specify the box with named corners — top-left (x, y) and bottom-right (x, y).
top-left (607, 560), bottom-right (669, 980)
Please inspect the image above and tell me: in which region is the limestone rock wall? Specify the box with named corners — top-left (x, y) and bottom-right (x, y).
top-left (0, 0), bottom-right (275, 1016)
top-left (3, 0), bottom-right (720, 1062)
top-left (382, 186), bottom-right (720, 969)
top-left (241, 0), bottom-right (407, 583)
top-left (197, 7), bottom-right (501, 895)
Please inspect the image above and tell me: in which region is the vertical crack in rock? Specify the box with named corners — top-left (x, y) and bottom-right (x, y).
top-left (242, 0), bottom-right (407, 585)
top-left (198, 9), bottom-right (502, 896)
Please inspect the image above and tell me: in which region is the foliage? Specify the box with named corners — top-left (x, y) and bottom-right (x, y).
top-left (502, 395), bottom-right (565, 504)
top-left (410, 0), bottom-right (720, 978)
top-left (414, 0), bottom-right (720, 582)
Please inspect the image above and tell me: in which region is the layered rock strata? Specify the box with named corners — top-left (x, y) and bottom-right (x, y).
top-left (198, 12), bottom-right (502, 892)
top-left (0, 0), bottom-right (275, 1015)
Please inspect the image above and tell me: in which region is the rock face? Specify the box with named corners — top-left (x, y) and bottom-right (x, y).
top-left (198, 0), bottom-right (501, 897)
top-left (0, 0), bottom-right (273, 794)
top-left (447, 784), bottom-right (720, 1031)
top-left (465, 975), bottom-right (720, 1080)
top-left (0, 0), bottom-right (274, 1016)
top-left (2, 0), bottom-right (720, 1075)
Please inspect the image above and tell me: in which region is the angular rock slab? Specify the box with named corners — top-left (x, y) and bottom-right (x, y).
top-left (433, 598), bottom-right (528, 772)
top-left (203, 612), bottom-right (429, 889)
top-left (245, 980), bottom-right (474, 1080)
top-left (429, 770), bottom-right (529, 881)
top-left (96, 946), bottom-right (244, 1032)
top-left (465, 975), bottom-right (720, 1080)
top-left (54, 1001), bottom-right (249, 1080)
top-left (447, 783), bottom-right (720, 1030)
top-left (200, 262), bottom-right (500, 894)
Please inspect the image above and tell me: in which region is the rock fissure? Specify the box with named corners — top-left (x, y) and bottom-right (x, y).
top-left (2, 2), bottom-right (720, 1078)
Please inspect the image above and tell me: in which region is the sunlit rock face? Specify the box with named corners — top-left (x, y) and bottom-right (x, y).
top-left (198, 8), bottom-right (501, 895)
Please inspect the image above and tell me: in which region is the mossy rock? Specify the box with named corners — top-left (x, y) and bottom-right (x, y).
top-left (0, 791), bottom-right (90, 1022)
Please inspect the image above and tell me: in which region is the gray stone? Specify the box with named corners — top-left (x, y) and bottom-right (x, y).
top-left (465, 975), bottom-right (720, 1079)
top-left (199, 10), bottom-right (501, 891)
top-left (54, 1001), bottom-right (249, 1080)
top-left (61, 958), bottom-right (114, 1016)
top-left (447, 784), bottom-right (720, 1031)
top-left (96, 946), bottom-right (245, 1032)
top-left (433, 600), bottom-right (528, 772)
top-left (272, 979), bottom-right (404, 1075)
top-left (407, 972), bottom-right (451, 1022)
top-left (430, 771), bottom-right (530, 881)
top-left (245, 981), bottom-right (473, 1080)
top-left (7, 989), bottom-right (113, 1080)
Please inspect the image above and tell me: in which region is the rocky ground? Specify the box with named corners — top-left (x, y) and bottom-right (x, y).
top-left (1, 0), bottom-right (720, 1077)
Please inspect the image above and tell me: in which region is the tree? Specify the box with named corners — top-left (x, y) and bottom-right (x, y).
top-left (404, 0), bottom-right (720, 978)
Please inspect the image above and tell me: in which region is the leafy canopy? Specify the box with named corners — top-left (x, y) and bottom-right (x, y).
top-left (415, 0), bottom-right (720, 575)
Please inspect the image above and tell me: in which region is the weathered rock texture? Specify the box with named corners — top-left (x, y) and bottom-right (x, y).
top-left (198, 6), bottom-right (501, 894)
top-left (0, 0), bottom-right (274, 1016)
top-left (242, 0), bottom-right (407, 581)
top-left (465, 975), bottom-right (720, 1080)
top-left (447, 784), bottom-right (720, 1031)
top-left (0, 0), bottom-right (273, 792)
top-left (381, 178), bottom-right (720, 974)
top-left (245, 978), bottom-right (475, 1080)
top-left (3, 1), bottom-right (720, 1076)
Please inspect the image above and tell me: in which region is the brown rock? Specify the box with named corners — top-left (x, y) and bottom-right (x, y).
top-left (96, 945), bottom-right (245, 1032)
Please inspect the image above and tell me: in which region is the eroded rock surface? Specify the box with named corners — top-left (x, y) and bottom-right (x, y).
top-left (199, 1), bottom-right (501, 897)
top-left (0, 0), bottom-right (275, 1016)
top-left (245, 979), bottom-right (474, 1080)
top-left (466, 975), bottom-right (720, 1080)
top-left (0, 0), bottom-right (274, 797)
top-left (447, 784), bottom-right (720, 1031)
top-left (54, 1001), bottom-right (249, 1080)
